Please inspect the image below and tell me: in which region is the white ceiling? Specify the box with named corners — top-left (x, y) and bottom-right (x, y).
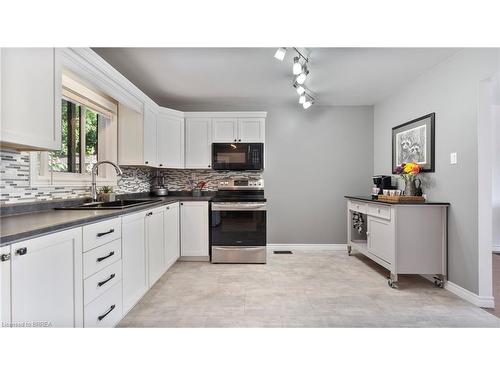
top-left (93, 48), bottom-right (459, 110)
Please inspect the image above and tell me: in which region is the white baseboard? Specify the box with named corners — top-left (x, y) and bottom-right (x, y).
top-left (444, 280), bottom-right (495, 308)
top-left (267, 244), bottom-right (347, 251)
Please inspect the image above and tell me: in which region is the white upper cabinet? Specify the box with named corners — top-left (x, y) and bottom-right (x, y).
top-left (118, 103), bottom-right (144, 166)
top-left (143, 105), bottom-right (158, 167)
top-left (212, 118), bottom-right (238, 142)
top-left (118, 103), bottom-right (160, 167)
top-left (157, 112), bottom-right (185, 168)
top-left (211, 116), bottom-right (265, 143)
top-left (0, 48), bottom-right (62, 150)
top-left (10, 228), bottom-right (83, 328)
top-left (237, 118), bottom-right (265, 142)
top-left (185, 117), bottom-right (212, 169)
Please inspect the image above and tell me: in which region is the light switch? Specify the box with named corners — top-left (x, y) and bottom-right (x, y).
top-left (450, 152), bottom-right (457, 164)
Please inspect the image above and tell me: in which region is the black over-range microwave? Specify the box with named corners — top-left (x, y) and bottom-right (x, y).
top-left (212, 143), bottom-right (264, 170)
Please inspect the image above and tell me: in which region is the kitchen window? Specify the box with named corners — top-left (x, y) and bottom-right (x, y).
top-left (50, 99), bottom-right (100, 174)
top-left (31, 73), bottom-right (118, 186)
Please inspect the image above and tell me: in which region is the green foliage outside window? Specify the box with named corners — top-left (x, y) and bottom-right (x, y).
top-left (49, 99), bottom-right (99, 173)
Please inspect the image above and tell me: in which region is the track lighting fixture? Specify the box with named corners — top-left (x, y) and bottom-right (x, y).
top-left (292, 57), bottom-right (303, 75)
top-left (274, 47), bottom-right (287, 61)
top-left (275, 47), bottom-right (316, 109)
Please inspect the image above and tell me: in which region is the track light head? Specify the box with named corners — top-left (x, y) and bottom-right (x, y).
top-left (274, 47), bottom-right (287, 61)
top-left (299, 93), bottom-right (306, 104)
top-left (295, 85), bottom-right (305, 95)
top-left (296, 67), bottom-right (309, 84)
top-left (303, 99), bottom-right (313, 109)
top-left (292, 56), bottom-right (303, 75)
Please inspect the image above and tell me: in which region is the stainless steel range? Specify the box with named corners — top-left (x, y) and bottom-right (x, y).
top-left (210, 178), bottom-right (266, 264)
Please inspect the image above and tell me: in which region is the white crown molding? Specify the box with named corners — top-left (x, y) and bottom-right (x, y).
top-left (184, 111), bottom-right (267, 118)
top-left (158, 106), bottom-right (185, 118)
top-left (267, 244), bottom-right (347, 251)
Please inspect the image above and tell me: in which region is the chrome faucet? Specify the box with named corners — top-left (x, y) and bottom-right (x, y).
top-left (91, 161), bottom-right (123, 201)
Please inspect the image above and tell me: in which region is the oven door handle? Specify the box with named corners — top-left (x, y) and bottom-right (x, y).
top-left (212, 203), bottom-right (267, 211)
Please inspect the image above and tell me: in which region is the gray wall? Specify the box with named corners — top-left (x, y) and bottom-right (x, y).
top-left (264, 105), bottom-right (373, 244)
top-left (373, 49), bottom-right (499, 294)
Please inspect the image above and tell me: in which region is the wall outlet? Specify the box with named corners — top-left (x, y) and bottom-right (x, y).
top-left (450, 152), bottom-right (457, 164)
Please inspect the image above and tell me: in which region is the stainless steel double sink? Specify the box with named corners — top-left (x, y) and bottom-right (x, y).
top-left (56, 199), bottom-right (162, 210)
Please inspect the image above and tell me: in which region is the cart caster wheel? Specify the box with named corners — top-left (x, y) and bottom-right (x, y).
top-left (347, 248), bottom-right (352, 256)
top-left (433, 278), bottom-right (444, 288)
top-left (388, 279), bottom-right (398, 289)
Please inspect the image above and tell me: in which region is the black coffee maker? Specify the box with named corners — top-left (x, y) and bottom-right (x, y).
top-left (372, 175), bottom-right (392, 198)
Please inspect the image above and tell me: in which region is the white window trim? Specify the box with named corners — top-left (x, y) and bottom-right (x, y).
top-left (30, 72), bottom-right (119, 188)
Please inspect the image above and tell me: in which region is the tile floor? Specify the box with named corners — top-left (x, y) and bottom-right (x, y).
top-left (118, 250), bottom-right (500, 328)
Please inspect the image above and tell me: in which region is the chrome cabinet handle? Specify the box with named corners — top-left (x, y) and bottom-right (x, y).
top-left (0, 253), bottom-right (11, 262)
top-left (15, 247), bottom-right (27, 256)
top-left (97, 251), bottom-right (115, 263)
top-left (96, 229), bottom-right (114, 238)
top-left (97, 273), bottom-right (116, 287)
top-left (97, 304), bottom-right (116, 321)
top-left (146, 212), bottom-right (153, 216)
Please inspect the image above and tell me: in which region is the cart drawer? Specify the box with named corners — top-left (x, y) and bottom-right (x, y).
top-left (348, 200), bottom-right (367, 214)
top-left (367, 204), bottom-right (391, 220)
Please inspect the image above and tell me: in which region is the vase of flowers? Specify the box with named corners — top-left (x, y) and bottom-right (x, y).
top-left (394, 162), bottom-right (421, 196)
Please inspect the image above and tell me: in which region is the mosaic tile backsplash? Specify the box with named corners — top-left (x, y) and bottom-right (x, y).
top-left (158, 169), bottom-right (263, 191)
top-left (0, 149), bottom-right (154, 204)
top-left (0, 148), bottom-right (263, 204)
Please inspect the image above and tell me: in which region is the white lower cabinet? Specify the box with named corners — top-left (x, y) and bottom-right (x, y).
top-left (10, 228), bottom-right (83, 328)
top-left (146, 206), bottom-right (165, 287)
top-left (121, 210), bottom-right (148, 314)
top-left (164, 202), bottom-right (180, 271)
top-left (0, 245), bottom-right (11, 327)
top-left (180, 201), bottom-right (209, 257)
top-left (1, 200), bottom-right (208, 328)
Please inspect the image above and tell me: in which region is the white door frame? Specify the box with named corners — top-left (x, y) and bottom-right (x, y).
top-left (477, 72), bottom-right (499, 306)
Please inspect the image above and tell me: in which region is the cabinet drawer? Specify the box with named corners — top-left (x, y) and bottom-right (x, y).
top-left (84, 281), bottom-right (123, 328)
top-left (83, 218), bottom-right (121, 252)
top-left (83, 239), bottom-right (122, 279)
top-left (348, 200), bottom-right (367, 214)
top-left (367, 204), bottom-right (391, 220)
top-left (84, 260), bottom-right (122, 305)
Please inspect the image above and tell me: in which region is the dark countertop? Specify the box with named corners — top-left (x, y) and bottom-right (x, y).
top-left (345, 195), bottom-right (450, 206)
top-left (0, 193), bottom-right (214, 246)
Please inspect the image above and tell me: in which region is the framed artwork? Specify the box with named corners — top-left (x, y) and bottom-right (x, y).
top-left (392, 112), bottom-right (435, 173)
